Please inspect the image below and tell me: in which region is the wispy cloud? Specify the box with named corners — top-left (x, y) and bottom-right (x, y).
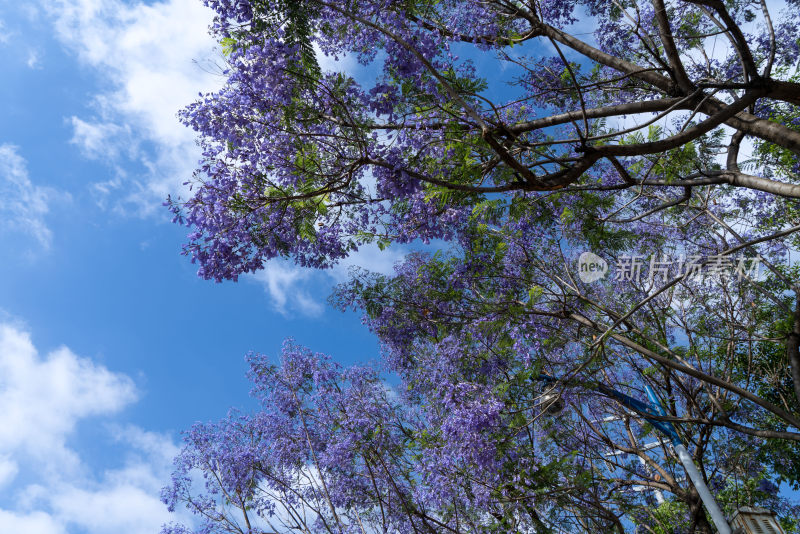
top-left (329, 243), bottom-right (407, 283)
top-left (26, 48), bottom-right (42, 69)
top-left (249, 262), bottom-right (326, 318)
top-left (0, 144), bottom-right (61, 249)
top-left (43, 0), bottom-right (222, 214)
top-left (247, 244), bottom-right (408, 317)
top-left (0, 20), bottom-right (10, 45)
top-left (69, 116), bottom-right (132, 161)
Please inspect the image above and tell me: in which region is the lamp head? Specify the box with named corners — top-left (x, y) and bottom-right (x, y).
top-left (540, 392), bottom-right (565, 416)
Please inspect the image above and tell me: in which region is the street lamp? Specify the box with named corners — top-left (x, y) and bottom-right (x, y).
top-left (536, 374), bottom-right (732, 534)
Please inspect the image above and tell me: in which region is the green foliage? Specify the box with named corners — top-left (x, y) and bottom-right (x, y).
top-left (220, 37), bottom-right (237, 57)
top-left (224, 0), bottom-right (321, 87)
top-left (636, 500), bottom-right (691, 534)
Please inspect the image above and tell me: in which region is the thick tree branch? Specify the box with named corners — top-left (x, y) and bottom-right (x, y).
top-left (530, 18), bottom-right (800, 154)
top-left (685, 0), bottom-right (760, 82)
top-left (510, 98), bottom-right (685, 133)
top-left (568, 311), bottom-right (800, 430)
top-left (652, 0), bottom-right (693, 92)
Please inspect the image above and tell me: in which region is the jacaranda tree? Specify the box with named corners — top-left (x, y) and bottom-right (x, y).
top-left (163, 0), bottom-right (800, 532)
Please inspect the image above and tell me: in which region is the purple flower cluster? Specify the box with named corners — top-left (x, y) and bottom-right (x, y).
top-left (165, 0), bottom-right (800, 531)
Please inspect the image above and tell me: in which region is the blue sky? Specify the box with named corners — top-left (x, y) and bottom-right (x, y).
top-left (0, 1), bottom-right (398, 532)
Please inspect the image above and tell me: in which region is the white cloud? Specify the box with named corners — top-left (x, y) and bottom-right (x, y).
top-left (0, 322), bottom-right (137, 474)
top-left (50, 484), bottom-right (171, 534)
top-left (109, 424), bottom-right (181, 477)
top-left (0, 321), bottom-right (189, 534)
top-left (44, 0), bottom-right (223, 213)
top-left (0, 509), bottom-right (67, 534)
top-left (249, 262), bottom-right (326, 318)
top-left (0, 455), bottom-right (18, 489)
top-left (248, 244), bottom-right (407, 317)
top-left (13, 438), bottom-right (183, 534)
top-left (48, 427), bottom-right (182, 534)
top-left (329, 243), bottom-right (406, 283)
top-left (69, 116), bottom-right (131, 160)
top-left (26, 48), bottom-right (42, 68)
top-left (0, 20), bottom-right (9, 44)
top-left (0, 144), bottom-right (60, 249)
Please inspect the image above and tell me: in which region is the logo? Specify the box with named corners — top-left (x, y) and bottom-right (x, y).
top-left (577, 252), bottom-right (608, 283)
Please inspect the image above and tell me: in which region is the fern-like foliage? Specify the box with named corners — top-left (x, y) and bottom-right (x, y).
top-left (251, 0), bottom-right (321, 87)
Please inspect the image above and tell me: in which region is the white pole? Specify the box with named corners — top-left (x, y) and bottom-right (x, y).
top-left (642, 386), bottom-right (731, 534)
top-left (673, 443), bottom-right (731, 534)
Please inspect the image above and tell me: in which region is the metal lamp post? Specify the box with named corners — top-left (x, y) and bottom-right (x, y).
top-left (536, 375), bottom-right (732, 534)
